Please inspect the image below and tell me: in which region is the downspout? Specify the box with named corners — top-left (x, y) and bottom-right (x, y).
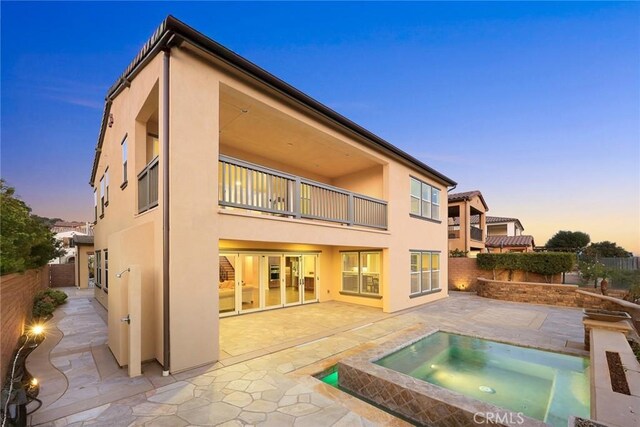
top-left (162, 48), bottom-right (171, 376)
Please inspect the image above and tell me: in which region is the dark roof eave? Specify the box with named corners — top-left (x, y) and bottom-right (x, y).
top-left (89, 16), bottom-right (457, 187)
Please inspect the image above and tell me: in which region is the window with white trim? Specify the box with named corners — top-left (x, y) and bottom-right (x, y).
top-left (95, 250), bottom-right (102, 289)
top-left (121, 137), bottom-right (128, 184)
top-left (410, 251), bottom-right (440, 295)
top-left (93, 189), bottom-right (97, 222)
top-left (104, 168), bottom-right (109, 206)
top-left (104, 249), bottom-right (108, 292)
top-left (341, 251), bottom-right (381, 296)
top-left (99, 175), bottom-right (105, 217)
top-left (410, 177), bottom-right (440, 220)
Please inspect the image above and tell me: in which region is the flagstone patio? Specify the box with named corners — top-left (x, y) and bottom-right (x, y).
top-left (27, 289), bottom-right (587, 426)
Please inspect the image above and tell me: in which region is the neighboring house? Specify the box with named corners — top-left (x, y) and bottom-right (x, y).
top-left (89, 16), bottom-right (456, 374)
top-left (450, 213), bottom-right (535, 253)
top-left (484, 216), bottom-right (525, 237)
top-left (49, 221), bottom-right (93, 264)
top-left (51, 221), bottom-right (92, 234)
top-left (71, 235), bottom-right (95, 289)
top-left (483, 216), bottom-right (535, 252)
top-left (50, 230), bottom-right (86, 264)
top-left (447, 190), bottom-right (489, 255)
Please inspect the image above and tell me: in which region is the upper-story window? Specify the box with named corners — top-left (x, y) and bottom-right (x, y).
top-left (93, 189), bottom-right (97, 222)
top-left (410, 177), bottom-right (440, 221)
top-left (104, 168), bottom-right (109, 206)
top-left (99, 175), bottom-right (105, 217)
top-left (121, 136), bottom-right (128, 185)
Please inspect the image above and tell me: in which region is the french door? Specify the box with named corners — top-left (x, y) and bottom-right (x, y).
top-left (219, 252), bottom-right (318, 316)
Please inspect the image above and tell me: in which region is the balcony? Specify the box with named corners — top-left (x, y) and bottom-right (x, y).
top-left (218, 155), bottom-right (388, 230)
top-left (138, 157), bottom-right (159, 213)
top-left (448, 226), bottom-right (460, 239)
top-left (470, 225), bottom-right (483, 241)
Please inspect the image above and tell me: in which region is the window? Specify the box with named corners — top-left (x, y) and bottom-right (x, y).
top-left (104, 168), bottom-right (109, 206)
top-left (121, 137), bottom-right (128, 184)
top-left (104, 249), bottom-right (108, 292)
top-left (95, 250), bottom-right (102, 288)
top-left (341, 251), bottom-right (381, 296)
top-left (93, 189), bottom-right (97, 222)
top-left (410, 177), bottom-right (440, 221)
top-left (410, 251), bottom-right (440, 296)
top-left (99, 175), bottom-right (105, 217)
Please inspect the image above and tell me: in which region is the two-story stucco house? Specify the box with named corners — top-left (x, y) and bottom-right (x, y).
top-left (90, 16), bottom-right (456, 374)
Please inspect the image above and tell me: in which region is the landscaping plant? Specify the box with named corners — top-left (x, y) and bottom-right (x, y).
top-left (32, 289), bottom-right (67, 320)
top-left (477, 252), bottom-right (575, 283)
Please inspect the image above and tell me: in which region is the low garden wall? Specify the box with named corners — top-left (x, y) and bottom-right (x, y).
top-left (477, 278), bottom-right (623, 311)
top-left (0, 265), bottom-right (49, 380)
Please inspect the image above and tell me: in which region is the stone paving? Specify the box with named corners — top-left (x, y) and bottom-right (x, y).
top-left (28, 291), bottom-right (587, 426)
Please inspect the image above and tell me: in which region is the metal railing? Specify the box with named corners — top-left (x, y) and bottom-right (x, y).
top-left (138, 157), bottom-right (159, 213)
top-left (470, 225), bottom-right (483, 241)
top-left (448, 226), bottom-right (460, 239)
top-left (219, 155), bottom-right (387, 229)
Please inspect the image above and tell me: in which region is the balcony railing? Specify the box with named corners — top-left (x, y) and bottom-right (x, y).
top-left (470, 225), bottom-right (483, 241)
top-left (448, 226), bottom-right (460, 239)
top-left (138, 156), bottom-right (159, 213)
top-left (219, 155), bottom-right (388, 229)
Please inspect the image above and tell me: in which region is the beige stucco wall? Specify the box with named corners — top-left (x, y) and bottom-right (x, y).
top-left (167, 48), bottom-right (219, 372)
top-left (92, 54), bottom-right (164, 366)
top-left (91, 41), bottom-right (452, 373)
top-left (75, 245), bottom-right (93, 289)
top-left (107, 221), bottom-right (156, 365)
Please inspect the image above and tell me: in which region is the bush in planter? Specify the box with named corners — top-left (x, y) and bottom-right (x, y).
top-left (32, 289), bottom-right (67, 319)
top-left (449, 249), bottom-right (468, 258)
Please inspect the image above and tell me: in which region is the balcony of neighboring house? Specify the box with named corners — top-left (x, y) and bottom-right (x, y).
top-left (447, 190), bottom-right (488, 253)
top-left (470, 225), bottom-right (483, 242)
top-left (217, 84), bottom-right (388, 230)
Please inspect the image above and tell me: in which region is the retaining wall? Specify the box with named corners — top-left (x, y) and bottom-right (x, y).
top-left (477, 278), bottom-right (622, 311)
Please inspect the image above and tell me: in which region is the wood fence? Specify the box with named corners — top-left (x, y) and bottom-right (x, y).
top-left (0, 265), bottom-right (50, 380)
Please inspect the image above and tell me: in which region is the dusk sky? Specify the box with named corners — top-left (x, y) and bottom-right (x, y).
top-left (2, 2), bottom-right (639, 254)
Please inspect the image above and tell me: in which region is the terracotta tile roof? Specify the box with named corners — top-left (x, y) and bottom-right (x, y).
top-left (447, 190), bottom-right (489, 210)
top-left (486, 235), bottom-right (535, 248)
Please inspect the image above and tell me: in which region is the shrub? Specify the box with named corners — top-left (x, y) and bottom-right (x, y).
top-left (32, 289), bottom-right (67, 319)
top-left (449, 249), bottom-right (468, 258)
top-left (477, 252), bottom-right (575, 282)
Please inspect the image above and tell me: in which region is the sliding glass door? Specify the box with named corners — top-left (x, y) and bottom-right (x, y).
top-left (219, 252), bottom-right (319, 316)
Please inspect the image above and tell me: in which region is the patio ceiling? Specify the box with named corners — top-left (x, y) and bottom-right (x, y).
top-left (219, 84), bottom-right (383, 179)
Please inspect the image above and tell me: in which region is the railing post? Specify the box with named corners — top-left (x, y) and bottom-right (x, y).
top-left (294, 178), bottom-right (301, 218)
top-left (348, 194), bottom-right (354, 226)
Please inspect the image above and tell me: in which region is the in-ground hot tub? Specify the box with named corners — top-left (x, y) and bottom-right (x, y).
top-left (338, 330), bottom-right (590, 426)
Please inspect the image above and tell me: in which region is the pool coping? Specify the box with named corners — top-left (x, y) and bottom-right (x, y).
top-left (337, 326), bottom-right (586, 427)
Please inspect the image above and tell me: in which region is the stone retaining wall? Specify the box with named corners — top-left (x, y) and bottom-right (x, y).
top-left (477, 278), bottom-right (622, 311)
top-left (0, 265), bottom-right (49, 380)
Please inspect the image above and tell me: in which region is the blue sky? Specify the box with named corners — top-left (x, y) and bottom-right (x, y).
top-left (2, 2), bottom-right (639, 252)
